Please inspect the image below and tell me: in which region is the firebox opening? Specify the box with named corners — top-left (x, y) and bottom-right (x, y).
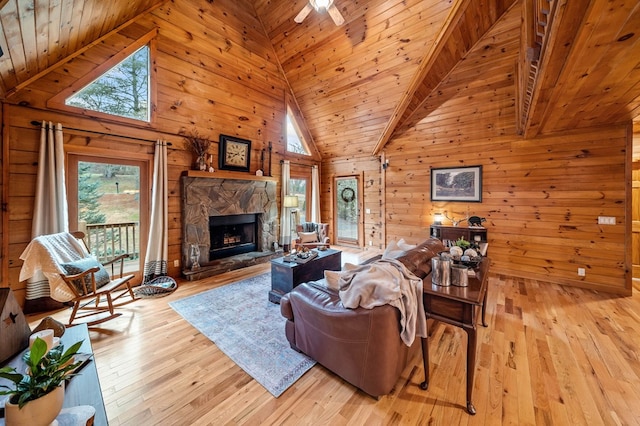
top-left (209, 213), bottom-right (259, 260)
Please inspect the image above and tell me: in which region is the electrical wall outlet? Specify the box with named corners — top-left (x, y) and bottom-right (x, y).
top-left (369, 240), bottom-right (373, 246)
top-left (577, 267), bottom-right (586, 277)
top-left (597, 216), bottom-right (616, 225)
top-left (365, 208), bottom-right (371, 214)
top-left (174, 259), bottom-right (180, 267)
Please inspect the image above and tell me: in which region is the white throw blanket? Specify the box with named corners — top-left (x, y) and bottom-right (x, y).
top-left (19, 232), bottom-right (89, 302)
top-left (324, 258), bottom-right (427, 346)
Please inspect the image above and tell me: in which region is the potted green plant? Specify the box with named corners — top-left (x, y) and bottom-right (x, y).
top-left (455, 236), bottom-right (471, 250)
top-left (0, 337), bottom-right (83, 425)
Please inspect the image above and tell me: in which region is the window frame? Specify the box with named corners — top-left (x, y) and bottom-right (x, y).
top-left (66, 151), bottom-right (151, 283)
top-left (48, 30), bottom-right (158, 129)
top-left (289, 175), bottom-right (310, 223)
top-left (286, 107), bottom-right (311, 156)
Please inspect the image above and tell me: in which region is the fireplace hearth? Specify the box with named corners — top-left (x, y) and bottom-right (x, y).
top-left (181, 173), bottom-right (280, 280)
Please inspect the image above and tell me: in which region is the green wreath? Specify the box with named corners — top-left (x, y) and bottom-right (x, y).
top-left (340, 187), bottom-right (355, 203)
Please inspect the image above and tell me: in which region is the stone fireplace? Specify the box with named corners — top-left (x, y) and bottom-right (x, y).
top-left (181, 173), bottom-right (279, 280)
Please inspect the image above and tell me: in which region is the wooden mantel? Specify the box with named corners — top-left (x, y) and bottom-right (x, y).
top-left (185, 170), bottom-right (278, 182)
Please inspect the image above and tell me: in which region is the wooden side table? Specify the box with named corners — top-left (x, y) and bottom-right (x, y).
top-left (420, 258), bottom-right (490, 415)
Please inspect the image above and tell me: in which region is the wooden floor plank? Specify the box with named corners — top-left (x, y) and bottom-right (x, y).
top-left (25, 246), bottom-right (640, 425)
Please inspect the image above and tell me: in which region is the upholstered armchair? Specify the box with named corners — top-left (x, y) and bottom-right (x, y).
top-left (294, 222), bottom-right (330, 248)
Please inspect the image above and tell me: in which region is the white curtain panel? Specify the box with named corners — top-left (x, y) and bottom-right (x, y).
top-left (143, 140), bottom-right (169, 282)
top-left (311, 165), bottom-right (321, 223)
top-left (26, 121), bottom-right (69, 302)
top-left (33, 122), bottom-right (69, 236)
top-left (280, 160), bottom-right (291, 246)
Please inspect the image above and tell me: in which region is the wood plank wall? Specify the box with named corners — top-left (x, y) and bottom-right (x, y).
top-left (326, 123), bottom-right (630, 295)
top-left (632, 122), bottom-right (640, 280)
top-left (0, 102), bottom-right (3, 288)
top-left (318, 6), bottom-right (633, 295)
top-left (0, 0), bottom-right (319, 306)
top-left (383, 125), bottom-right (630, 294)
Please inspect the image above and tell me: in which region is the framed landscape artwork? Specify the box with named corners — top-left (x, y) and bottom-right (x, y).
top-left (430, 165), bottom-right (482, 202)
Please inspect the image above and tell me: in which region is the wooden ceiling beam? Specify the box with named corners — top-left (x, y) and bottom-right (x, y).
top-left (372, 0), bottom-right (516, 155)
top-left (521, 0), bottom-right (597, 138)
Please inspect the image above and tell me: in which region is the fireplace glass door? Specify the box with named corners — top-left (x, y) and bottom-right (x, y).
top-left (209, 214), bottom-right (258, 259)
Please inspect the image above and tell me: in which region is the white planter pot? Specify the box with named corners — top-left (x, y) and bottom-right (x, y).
top-left (4, 382), bottom-right (65, 426)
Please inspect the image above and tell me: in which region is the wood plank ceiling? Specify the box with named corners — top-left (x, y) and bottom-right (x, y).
top-left (1, 0), bottom-right (640, 159)
top-left (0, 0), bottom-right (166, 97)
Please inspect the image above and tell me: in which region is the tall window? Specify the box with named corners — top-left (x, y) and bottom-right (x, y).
top-left (66, 45), bottom-right (150, 122)
top-left (286, 108), bottom-right (311, 155)
top-left (290, 178), bottom-right (308, 223)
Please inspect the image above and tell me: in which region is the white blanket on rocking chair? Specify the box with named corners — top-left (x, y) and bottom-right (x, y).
top-left (19, 232), bottom-right (89, 302)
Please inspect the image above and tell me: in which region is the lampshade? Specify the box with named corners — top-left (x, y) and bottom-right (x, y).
top-left (434, 212), bottom-right (443, 225)
top-left (284, 195), bottom-right (299, 208)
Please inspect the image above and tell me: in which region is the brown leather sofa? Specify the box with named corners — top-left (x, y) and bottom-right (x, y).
top-left (280, 237), bottom-right (446, 397)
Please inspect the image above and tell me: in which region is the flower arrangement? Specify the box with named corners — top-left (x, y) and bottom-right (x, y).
top-left (185, 131), bottom-right (213, 170)
top-left (185, 131), bottom-right (212, 157)
top-left (0, 337), bottom-right (83, 408)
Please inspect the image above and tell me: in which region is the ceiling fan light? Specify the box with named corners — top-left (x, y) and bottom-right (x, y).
top-left (310, 0), bottom-right (333, 11)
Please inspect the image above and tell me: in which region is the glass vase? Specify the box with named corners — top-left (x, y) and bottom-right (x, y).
top-left (195, 155), bottom-right (207, 171)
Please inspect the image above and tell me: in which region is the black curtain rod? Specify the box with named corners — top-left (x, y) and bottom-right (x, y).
top-left (280, 159), bottom-right (316, 168)
top-left (30, 120), bottom-right (173, 146)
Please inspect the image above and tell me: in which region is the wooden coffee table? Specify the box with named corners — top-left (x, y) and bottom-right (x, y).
top-left (268, 248), bottom-right (341, 303)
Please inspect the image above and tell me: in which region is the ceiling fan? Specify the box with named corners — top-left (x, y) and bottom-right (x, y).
top-left (294, 0), bottom-right (345, 26)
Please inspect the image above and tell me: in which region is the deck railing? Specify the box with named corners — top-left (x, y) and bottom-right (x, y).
top-left (79, 222), bottom-right (140, 264)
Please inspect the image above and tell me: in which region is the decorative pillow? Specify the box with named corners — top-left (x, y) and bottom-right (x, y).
top-left (61, 258), bottom-right (111, 295)
top-left (299, 231), bottom-right (319, 243)
top-left (397, 238), bottom-right (417, 251)
top-left (382, 240), bottom-right (405, 259)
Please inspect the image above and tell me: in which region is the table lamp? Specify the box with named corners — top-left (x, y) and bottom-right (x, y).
top-left (284, 195), bottom-right (299, 251)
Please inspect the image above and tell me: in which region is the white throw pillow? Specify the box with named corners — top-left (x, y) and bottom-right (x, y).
top-left (299, 231), bottom-right (319, 243)
top-left (382, 240), bottom-right (405, 259)
top-left (397, 238), bottom-right (417, 251)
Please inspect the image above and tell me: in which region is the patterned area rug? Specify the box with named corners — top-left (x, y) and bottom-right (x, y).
top-left (169, 273), bottom-right (316, 397)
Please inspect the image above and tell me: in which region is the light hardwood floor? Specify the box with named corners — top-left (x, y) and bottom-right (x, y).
top-left (27, 247), bottom-right (640, 425)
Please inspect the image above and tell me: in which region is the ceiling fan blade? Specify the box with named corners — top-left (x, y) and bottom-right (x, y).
top-left (327, 4), bottom-right (344, 25)
top-left (294, 4), bottom-right (313, 23)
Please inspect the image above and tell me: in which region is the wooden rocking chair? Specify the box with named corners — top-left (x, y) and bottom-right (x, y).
top-left (57, 231), bottom-right (137, 326)
top-left (19, 230), bottom-right (138, 327)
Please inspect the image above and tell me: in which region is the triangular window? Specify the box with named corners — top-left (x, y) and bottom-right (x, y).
top-left (65, 45), bottom-right (150, 122)
top-left (286, 108), bottom-right (311, 156)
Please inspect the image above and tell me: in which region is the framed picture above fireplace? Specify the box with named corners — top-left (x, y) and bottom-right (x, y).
top-left (219, 134), bottom-right (251, 172)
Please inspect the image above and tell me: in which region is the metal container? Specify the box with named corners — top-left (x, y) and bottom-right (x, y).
top-left (431, 256), bottom-right (452, 286)
top-left (451, 264), bottom-right (469, 287)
